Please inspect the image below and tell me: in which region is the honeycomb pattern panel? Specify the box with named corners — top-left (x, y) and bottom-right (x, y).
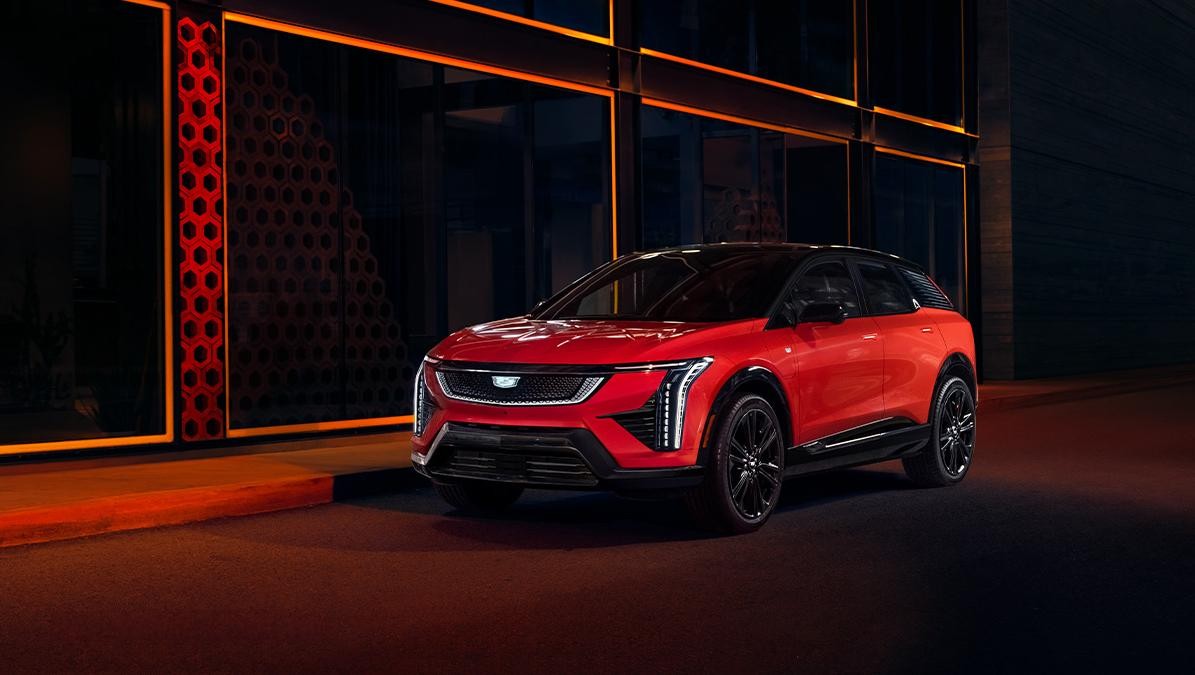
top-left (226, 37), bottom-right (412, 428)
top-left (177, 17), bottom-right (225, 441)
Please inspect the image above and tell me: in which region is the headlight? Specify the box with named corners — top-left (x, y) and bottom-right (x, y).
top-left (413, 360), bottom-right (430, 437)
top-left (655, 357), bottom-right (713, 450)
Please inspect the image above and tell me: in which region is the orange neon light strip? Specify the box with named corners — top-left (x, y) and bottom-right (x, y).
top-left (609, 96), bottom-right (619, 257)
top-left (428, 0), bottom-right (611, 45)
top-left (873, 106), bottom-right (973, 136)
top-left (874, 145), bottom-right (966, 169)
top-left (851, 0), bottom-right (859, 104)
top-left (225, 12), bottom-right (612, 98)
top-left (221, 13), bottom-right (232, 437)
top-left (0, 0), bottom-right (174, 456)
top-left (226, 416), bottom-right (414, 439)
top-left (222, 12), bottom-right (620, 437)
top-left (641, 48), bottom-right (858, 108)
top-left (962, 168), bottom-right (970, 314)
top-left (122, 0), bottom-right (170, 9)
top-left (642, 97), bottom-right (848, 145)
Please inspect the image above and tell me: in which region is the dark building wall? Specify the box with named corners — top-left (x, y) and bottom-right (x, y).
top-left (980, 0), bottom-right (1195, 378)
top-left (977, 0), bottom-right (1013, 378)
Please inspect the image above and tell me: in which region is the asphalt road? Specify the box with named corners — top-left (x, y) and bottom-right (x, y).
top-left (2, 385), bottom-right (1194, 674)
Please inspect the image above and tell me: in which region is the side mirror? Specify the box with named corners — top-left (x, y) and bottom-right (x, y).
top-left (799, 302), bottom-right (848, 325)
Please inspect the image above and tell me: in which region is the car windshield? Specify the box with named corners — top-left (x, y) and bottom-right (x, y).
top-left (534, 249), bottom-right (798, 322)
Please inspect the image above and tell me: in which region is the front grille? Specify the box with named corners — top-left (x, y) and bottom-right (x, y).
top-left (429, 439), bottom-right (598, 487)
top-left (604, 394), bottom-right (658, 448)
top-left (436, 369), bottom-right (604, 405)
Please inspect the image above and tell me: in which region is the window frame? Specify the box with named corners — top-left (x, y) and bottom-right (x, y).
top-left (867, 0), bottom-right (968, 132)
top-left (429, 0), bottom-right (612, 45)
top-left (848, 257), bottom-right (920, 317)
top-left (221, 11), bottom-right (620, 438)
top-left (638, 0), bottom-right (859, 107)
top-left (0, 0), bottom-right (175, 456)
top-left (766, 252), bottom-right (860, 329)
top-left (638, 98), bottom-right (852, 250)
top-left (783, 258), bottom-right (865, 327)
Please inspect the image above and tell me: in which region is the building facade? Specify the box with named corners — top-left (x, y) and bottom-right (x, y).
top-left (978, 0), bottom-right (1195, 379)
top-left (1, 0), bottom-right (978, 456)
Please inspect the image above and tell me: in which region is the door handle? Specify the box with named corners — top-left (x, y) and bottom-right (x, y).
top-left (920, 327), bottom-right (934, 334)
top-left (861, 333), bottom-right (878, 341)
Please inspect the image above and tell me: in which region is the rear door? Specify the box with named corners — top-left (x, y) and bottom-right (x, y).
top-left (852, 260), bottom-right (948, 425)
top-left (784, 260), bottom-right (885, 444)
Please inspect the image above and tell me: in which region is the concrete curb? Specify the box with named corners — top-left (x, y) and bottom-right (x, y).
top-left (0, 467), bottom-right (411, 549)
top-left (978, 374), bottom-right (1195, 412)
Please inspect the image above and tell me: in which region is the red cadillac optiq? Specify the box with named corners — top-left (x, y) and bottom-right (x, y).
top-left (412, 244), bottom-right (977, 533)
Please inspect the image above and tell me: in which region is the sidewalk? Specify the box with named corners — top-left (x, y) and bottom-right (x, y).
top-left (0, 432), bottom-right (412, 548)
top-left (977, 362), bottom-right (1195, 411)
top-left (1, 362), bottom-right (1192, 548)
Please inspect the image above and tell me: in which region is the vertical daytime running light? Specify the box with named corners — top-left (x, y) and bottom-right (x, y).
top-left (413, 360), bottom-right (428, 437)
top-left (658, 357), bottom-right (713, 450)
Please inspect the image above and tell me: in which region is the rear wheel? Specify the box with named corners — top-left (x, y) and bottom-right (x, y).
top-left (686, 394), bottom-right (785, 534)
top-left (434, 480), bottom-right (524, 513)
top-left (903, 376), bottom-right (976, 487)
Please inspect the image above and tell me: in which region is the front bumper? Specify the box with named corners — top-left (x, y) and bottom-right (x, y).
top-left (412, 423), bottom-right (705, 492)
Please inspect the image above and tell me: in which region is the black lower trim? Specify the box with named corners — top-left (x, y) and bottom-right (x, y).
top-left (785, 419), bottom-right (930, 476)
top-left (795, 416), bottom-right (919, 457)
top-left (416, 423), bottom-right (704, 491)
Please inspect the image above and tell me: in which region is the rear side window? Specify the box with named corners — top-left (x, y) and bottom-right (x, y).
top-left (899, 267), bottom-right (954, 310)
top-left (856, 261), bottom-right (916, 315)
top-left (793, 261), bottom-right (862, 318)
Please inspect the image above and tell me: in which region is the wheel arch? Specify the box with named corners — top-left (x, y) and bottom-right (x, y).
top-left (699, 366), bottom-right (794, 463)
top-left (937, 352), bottom-right (977, 400)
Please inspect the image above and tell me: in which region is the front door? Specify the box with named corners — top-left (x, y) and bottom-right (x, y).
top-left (786, 260), bottom-right (886, 444)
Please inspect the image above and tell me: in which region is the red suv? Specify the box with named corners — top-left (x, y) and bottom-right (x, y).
top-left (412, 244), bottom-right (976, 533)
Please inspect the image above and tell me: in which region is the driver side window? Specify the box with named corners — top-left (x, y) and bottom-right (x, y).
top-left (793, 261), bottom-right (862, 319)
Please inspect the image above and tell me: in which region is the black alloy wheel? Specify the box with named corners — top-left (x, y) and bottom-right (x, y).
top-left (903, 376), bottom-right (976, 487)
top-left (686, 393), bottom-right (785, 534)
top-left (727, 407), bottom-right (785, 520)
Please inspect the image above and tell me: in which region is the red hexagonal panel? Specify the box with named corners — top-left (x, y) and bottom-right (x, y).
top-left (177, 16), bottom-right (225, 440)
top-left (224, 35), bottom-right (412, 428)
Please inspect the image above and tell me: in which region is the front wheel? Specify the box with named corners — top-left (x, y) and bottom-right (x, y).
top-left (903, 376), bottom-right (976, 487)
top-left (685, 394), bottom-right (785, 534)
top-left (434, 480), bottom-right (524, 513)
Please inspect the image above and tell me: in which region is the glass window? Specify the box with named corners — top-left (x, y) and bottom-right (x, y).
top-left (641, 0), bottom-right (854, 100)
top-left (537, 249), bottom-right (796, 322)
top-left (640, 106), bottom-right (848, 249)
top-left (869, 0), bottom-right (963, 125)
top-left (786, 136), bottom-right (850, 246)
top-left (0, 0), bottom-right (166, 445)
top-left (225, 23), bottom-right (611, 428)
top-left (899, 267), bottom-right (953, 310)
top-left (874, 154), bottom-right (964, 307)
top-left (793, 262), bottom-right (862, 318)
top-left (856, 261), bottom-right (916, 315)
top-left (464, 0), bottom-right (608, 37)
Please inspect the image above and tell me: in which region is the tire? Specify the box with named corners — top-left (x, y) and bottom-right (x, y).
top-left (903, 376), bottom-right (976, 487)
top-left (434, 480), bottom-right (524, 513)
top-left (685, 393), bottom-right (785, 534)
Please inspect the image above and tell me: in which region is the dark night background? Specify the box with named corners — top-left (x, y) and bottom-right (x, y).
top-left (0, 1), bottom-right (1192, 673)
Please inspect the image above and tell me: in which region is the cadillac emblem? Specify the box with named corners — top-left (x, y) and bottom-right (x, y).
top-left (492, 375), bottom-right (520, 389)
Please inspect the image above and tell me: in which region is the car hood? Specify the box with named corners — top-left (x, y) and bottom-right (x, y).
top-left (430, 316), bottom-right (763, 365)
